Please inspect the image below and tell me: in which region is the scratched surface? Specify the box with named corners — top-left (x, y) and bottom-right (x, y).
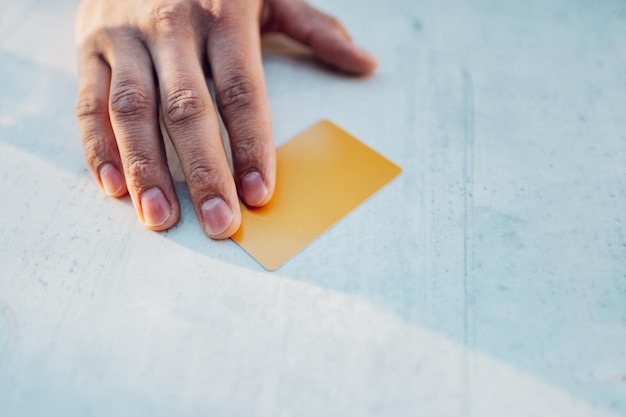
top-left (1, 0), bottom-right (625, 416)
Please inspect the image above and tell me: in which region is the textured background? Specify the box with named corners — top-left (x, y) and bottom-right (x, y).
top-left (0, 0), bottom-right (625, 415)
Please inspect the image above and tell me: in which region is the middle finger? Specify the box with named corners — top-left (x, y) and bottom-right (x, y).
top-left (148, 6), bottom-right (241, 239)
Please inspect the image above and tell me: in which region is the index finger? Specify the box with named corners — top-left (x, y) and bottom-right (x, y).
top-left (208, 12), bottom-right (276, 208)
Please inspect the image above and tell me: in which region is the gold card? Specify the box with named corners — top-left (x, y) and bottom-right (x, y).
top-left (231, 120), bottom-right (402, 270)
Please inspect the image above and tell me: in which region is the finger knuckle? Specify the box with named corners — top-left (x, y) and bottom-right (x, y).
top-left (186, 162), bottom-right (221, 191)
top-left (232, 131), bottom-right (268, 163)
top-left (75, 92), bottom-right (107, 120)
top-left (217, 75), bottom-right (257, 114)
top-left (110, 83), bottom-right (152, 119)
top-left (125, 152), bottom-right (158, 188)
top-left (81, 132), bottom-right (110, 168)
top-left (150, 3), bottom-right (190, 31)
top-left (164, 88), bottom-right (206, 125)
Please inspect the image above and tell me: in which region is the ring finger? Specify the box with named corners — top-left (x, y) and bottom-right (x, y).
top-left (104, 31), bottom-right (180, 230)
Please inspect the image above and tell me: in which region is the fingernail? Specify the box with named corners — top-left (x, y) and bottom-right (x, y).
top-left (241, 171), bottom-right (269, 206)
top-left (141, 187), bottom-right (172, 227)
top-left (201, 197), bottom-right (234, 236)
top-left (100, 163), bottom-right (124, 196)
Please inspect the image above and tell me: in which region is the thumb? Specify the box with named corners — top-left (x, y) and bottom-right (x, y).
top-left (267, 0), bottom-right (378, 74)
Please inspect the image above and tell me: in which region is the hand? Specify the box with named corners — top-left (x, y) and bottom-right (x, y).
top-left (75, 0), bottom-right (377, 238)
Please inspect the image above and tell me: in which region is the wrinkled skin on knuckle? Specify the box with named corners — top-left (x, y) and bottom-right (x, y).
top-left (186, 162), bottom-right (224, 194)
top-left (231, 129), bottom-right (270, 167)
top-left (217, 75), bottom-right (257, 114)
top-left (164, 88), bottom-right (206, 125)
top-left (149, 2), bottom-right (191, 32)
top-left (75, 92), bottom-right (108, 120)
top-left (145, 0), bottom-right (221, 37)
top-left (208, 0), bottom-right (263, 31)
top-left (82, 132), bottom-right (112, 170)
top-left (109, 83), bottom-right (152, 119)
top-left (76, 0), bottom-right (243, 43)
top-left (125, 152), bottom-right (159, 190)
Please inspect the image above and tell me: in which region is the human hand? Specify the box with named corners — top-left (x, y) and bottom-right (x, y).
top-left (75, 0), bottom-right (377, 238)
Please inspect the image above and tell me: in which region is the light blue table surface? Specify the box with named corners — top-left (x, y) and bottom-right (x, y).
top-left (1, 0), bottom-right (625, 415)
